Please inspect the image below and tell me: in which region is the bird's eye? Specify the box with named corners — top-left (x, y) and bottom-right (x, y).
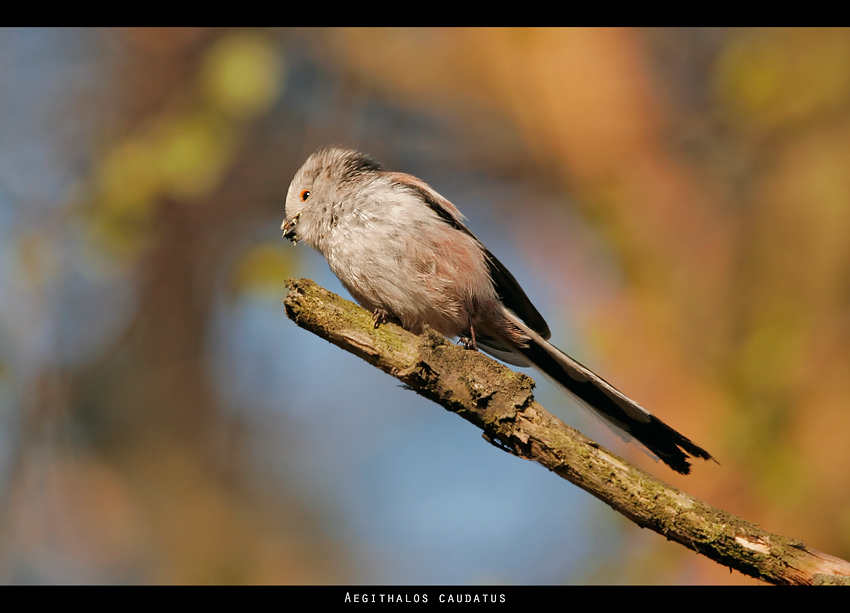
top-left (300, 190), bottom-right (311, 202)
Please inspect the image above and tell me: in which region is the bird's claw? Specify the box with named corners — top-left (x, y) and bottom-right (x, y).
top-left (372, 308), bottom-right (389, 329)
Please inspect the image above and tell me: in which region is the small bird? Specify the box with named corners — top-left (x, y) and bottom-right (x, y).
top-left (282, 146), bottom-right (714, 474)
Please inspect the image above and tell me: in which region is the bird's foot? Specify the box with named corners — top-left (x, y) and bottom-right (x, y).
top-left (458, 335), bottom-right (478, 351)
top-left (372, 308), bottom-right (389, 329)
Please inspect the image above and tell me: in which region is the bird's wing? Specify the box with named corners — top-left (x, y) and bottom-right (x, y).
top-left (389, 172), bottom-right (551, 340)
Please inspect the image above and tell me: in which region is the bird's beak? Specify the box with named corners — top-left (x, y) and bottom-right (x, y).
top-left (281, 212), bottom-right (301, 244)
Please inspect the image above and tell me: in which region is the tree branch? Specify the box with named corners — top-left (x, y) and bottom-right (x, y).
top-left (284, 278), bottom-right (850, 586)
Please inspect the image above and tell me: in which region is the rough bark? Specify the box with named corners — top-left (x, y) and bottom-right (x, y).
top-left (284, 278), bottom-right (850, 586)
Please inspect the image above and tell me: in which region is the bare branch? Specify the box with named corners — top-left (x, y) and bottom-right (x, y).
top-left (284, 278), bottom-right (850, 586)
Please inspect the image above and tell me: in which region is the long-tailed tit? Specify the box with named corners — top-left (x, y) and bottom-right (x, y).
top-left (282, 146), bottom-right (714, 474)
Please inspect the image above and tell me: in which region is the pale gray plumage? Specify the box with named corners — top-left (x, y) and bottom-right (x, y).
top-left (282, 146), bottom-right (714, 474)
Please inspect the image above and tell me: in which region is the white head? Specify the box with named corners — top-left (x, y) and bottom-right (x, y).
top-left (281, 146), bottom-right (384, 248)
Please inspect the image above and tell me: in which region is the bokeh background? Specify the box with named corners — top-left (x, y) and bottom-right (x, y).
top-left (1, 27), bottom-right (849, 584)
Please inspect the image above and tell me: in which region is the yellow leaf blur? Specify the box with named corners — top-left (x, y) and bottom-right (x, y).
top-left (230, 242), bottom-right (294, 298)
top-left (201, 31), bottom-right (284, 120)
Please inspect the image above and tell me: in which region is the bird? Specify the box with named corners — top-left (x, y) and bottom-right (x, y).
top-left (282, 146), bottom-right (715, 474)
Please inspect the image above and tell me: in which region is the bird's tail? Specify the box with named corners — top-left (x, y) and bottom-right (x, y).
top-left (501, 307), bottom-right (715, 475)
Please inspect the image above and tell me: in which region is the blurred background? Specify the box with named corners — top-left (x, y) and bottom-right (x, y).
top-left (1, 27), bottom-right (849, 584)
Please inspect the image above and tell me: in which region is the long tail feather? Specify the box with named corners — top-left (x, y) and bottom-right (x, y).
top-left (501, 307), bottom-right (714, 475)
